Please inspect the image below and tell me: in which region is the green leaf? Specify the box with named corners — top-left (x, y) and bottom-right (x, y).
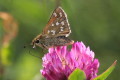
top-left (93, 60), bottom-right (117, 80)
top-left (68, 68), bottom-right (86, 80)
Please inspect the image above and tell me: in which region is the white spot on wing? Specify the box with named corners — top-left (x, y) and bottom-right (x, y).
top-left (48, 30), bottom-right (50, 33)
top-left (65, 33), bottom-right (70, 37)
top-left (60, 27), bottom-right (63, 29)
top-left (61, 21), bottom-right (64, 25)
top-left (51, 30), bottom-right (56, 35)
top-left (56, 22), bottom-right (59, 25)
top-left (52, 24), bottom-right (54, 26)
top-left (53, 12), bottom-right (57, 17)
top-left (59, 12), bottom-right (62, 17)
top-left (61, 29), bottom-right (63, 31)
top-left (60, 27), bottom-right (64, 31)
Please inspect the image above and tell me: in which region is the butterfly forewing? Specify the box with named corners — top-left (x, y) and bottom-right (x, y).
top-left (42, 7), bottom-right (71, 38)
top-left (31, 7), bottom-right (74, 50)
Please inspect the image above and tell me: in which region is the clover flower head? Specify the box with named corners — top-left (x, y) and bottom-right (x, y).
top-left (41, 42), bottom-right (100, 80)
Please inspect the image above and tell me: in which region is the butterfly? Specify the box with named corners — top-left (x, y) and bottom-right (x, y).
top-left (31, 7), bottom-right (74, 50)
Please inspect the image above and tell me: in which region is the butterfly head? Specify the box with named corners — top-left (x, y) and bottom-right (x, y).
top-left (31, 34), bottom-right (42, 48)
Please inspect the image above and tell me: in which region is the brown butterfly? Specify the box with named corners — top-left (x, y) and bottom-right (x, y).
top-left (31, 7), bottom-right (74, 50)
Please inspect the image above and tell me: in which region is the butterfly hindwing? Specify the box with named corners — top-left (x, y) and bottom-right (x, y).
top-left (42, 7), bottom-right (71, 38)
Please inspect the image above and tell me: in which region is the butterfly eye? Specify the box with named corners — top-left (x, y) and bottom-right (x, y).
top-left (35, 40), bottom-right (39, 43)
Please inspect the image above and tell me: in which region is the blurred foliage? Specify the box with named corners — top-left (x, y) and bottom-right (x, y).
top-left (0, 0), bottom-right (119, 80)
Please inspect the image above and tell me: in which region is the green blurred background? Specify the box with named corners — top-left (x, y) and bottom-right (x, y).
top-left (0, 0), bottom-right (119, 80)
